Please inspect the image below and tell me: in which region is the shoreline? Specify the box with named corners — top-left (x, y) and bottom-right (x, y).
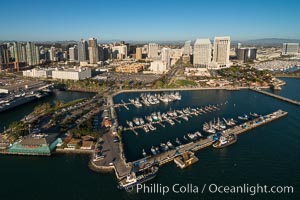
top-left (275, 75), bottom-right (300, 79)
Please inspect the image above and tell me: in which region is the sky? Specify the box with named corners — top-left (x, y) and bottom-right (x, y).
top-left (0, 0), bottom-right (299, 41)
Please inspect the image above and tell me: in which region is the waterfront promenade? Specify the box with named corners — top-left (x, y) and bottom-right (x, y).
top-left (250, 88), bottom-right (300, 106)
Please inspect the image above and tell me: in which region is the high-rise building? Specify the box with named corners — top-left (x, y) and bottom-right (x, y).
top-left (142, 44), bottom-right (148, 54)
top-left (78, 39), bottom-right (89, 62)
top-left (148, 43), bottom-right (158, 59)
top-left (184, 40), bottom-right (192, 55)
top-left (161, 47), bottom-right (171, 67)
top-left (193, 38), bottom-right (212, 68)
top-left (212, 36), bottom-right (230, 68)
top-left (112, 45), bottom-right (127, 60)
top-left (26, 42), bottom-right (40, 66)
top-left (236, 43), bottom-right (242, 54)
top-left (0, 44), bottom-right (9, 71)
top-left (88, 38), bottom-right (99, 64)
top-left (282, 43), bottom-right (299, 55)
top-left (13, 42), bottom-right (26, 63)
top-left (98, 46), bottom-right (104, 61)
top-left (237, 47), bottom-right (257, 62)
top-left (136, 47), bottom-right (142, 60)
top-left (69, 45), bottom-right (78, 61)
top-left (49, 46), bottom-right (57, 61)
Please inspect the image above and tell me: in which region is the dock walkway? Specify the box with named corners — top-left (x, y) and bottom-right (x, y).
top-left (250, 88), bottom-right (300, 106)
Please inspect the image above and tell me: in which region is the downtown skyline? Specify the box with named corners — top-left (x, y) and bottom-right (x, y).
top-left (0, 0), bottom-right (300, 41)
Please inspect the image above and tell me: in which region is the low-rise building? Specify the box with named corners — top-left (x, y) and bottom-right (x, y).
top-left (150, 60), bottom-right (168, 74)
top-left (52, 67), bottom-right (91, 80)
top-left (23, 68), bottom-right (53, 78)
top-left (66, 138), bottom-right (81, 149)
top-left (184, 67), bottom-right (211, 77)
top-left (115, 63), bottom-right (144, 73)
top-left (80, 141), bottom-right (93, 150)
top-left (7, 134), bottom-right (60, 156)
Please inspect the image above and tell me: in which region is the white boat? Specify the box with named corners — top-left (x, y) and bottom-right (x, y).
top-left (195, 131), bottom-right (202, 138)
top-left (250, 112), bottom-right (259, 117)
top-left (160, 143), bottom-right (169, 151)
top-left (238, 114), bottom-right (249, 120)
top-left (143, 125), bottom-right (149, 133)
top-left (142, 149), bottom-right (147, 157)
top-left (180, 115), bottom-right (188, 121)
top-left (148, 123), bottom-right (156, 131)
top-left (187, 133), bottom-right (196, 140)
top-left (139, 118), bottom-right (145, 125)
top-left (167, 119), bottom-right (175, 125)
top-left (175, 138), bottom-right (182, 145)
top-left (167, 141), bottom-right (174, 149)
top-left (151, 146), bottom-right (157, 155)
top-left (133, 118), bottom-right (140, 126)
top-left (126, 120), bottom-right (133, 127)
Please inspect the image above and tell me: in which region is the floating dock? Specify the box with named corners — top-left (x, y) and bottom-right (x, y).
top-left (174, 151), bottom-right (199, 169)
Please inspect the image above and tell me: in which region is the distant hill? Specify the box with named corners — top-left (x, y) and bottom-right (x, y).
top-left (242, 38), bottom-right (300, 46)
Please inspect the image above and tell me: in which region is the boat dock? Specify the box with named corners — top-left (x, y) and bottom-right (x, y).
top-left (119, 100), bottom-right (130, 110)
top-left (132, 109), bottom-right (288, 170)
top-left (122, 105), bottom-right (222, 135)
top-left (250, 88), bottom-right (300, 106)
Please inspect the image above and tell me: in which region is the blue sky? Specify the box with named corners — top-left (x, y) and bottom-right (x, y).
top-left (0, 0), bottom-right (299, 41)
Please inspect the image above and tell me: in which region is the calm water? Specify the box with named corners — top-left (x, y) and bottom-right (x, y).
top-left (268, 77), bottom-right (300, 101)
top-left (0, 82), bottom-right (300, 200)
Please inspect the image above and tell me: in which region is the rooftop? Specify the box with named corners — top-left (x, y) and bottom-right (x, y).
top-left (194, 38), bottom-right (211, 45)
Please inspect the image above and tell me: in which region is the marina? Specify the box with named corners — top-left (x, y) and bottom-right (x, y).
top-left (129, 109), bottom-right (288, 175)
top-left (113, 92), bottom-right (182, 110)
top-left (122, 104), bottom-right (224, 135)
top-left (0, 86), bottom-right (299, 200)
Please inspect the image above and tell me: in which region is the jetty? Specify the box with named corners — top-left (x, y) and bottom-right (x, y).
top-left (250, 88), bottom-right (300, 106)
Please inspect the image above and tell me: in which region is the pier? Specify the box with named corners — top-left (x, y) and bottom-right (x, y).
top-left (120, 100), bottom-right (130, 110)
top-left (131, 109), bottom-right (288, 171)
top-left (250, 88), bottom-right (300, 106)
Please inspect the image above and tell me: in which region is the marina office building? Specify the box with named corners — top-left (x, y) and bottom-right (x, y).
top-left (7, 134), bottom-right (62, 156)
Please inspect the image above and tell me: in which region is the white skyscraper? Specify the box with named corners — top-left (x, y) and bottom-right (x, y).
top-left (161, 47), bottom-right (171, 67)
top-left (282, 43), bottom-right (299, 55)
top-left (184, 40), bottom-right (192, 55)
top-left (69, 45), bottom-right (78, 61)
top-left (148, 43), bottom-right (158, 59)
top-left (112, 45), bottom-right (127, 60)
top-left (193, 38), bottom-right (212, 68)
top-left (49, 46), bottom-right (56, 61)
top-left (212, 36), bottom-right (230, 69)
